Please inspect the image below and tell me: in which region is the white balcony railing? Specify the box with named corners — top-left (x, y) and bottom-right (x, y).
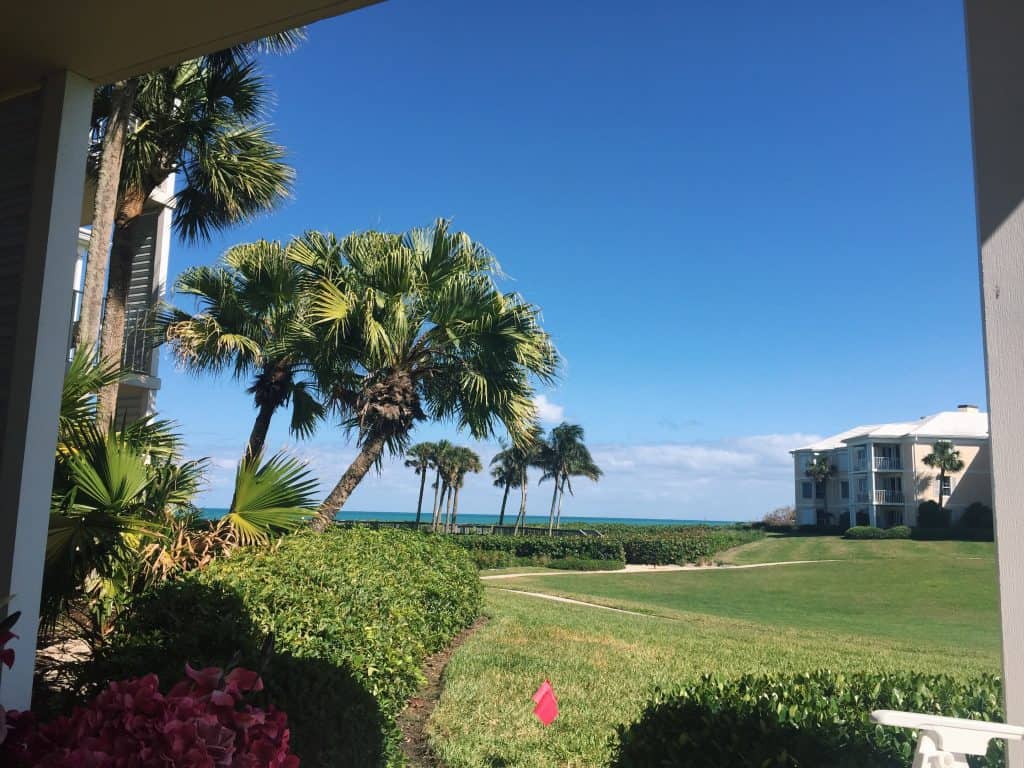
top-left (873, 456), bottom-right (902, 470)
top-left (874, 489), bottom-right (904, 505)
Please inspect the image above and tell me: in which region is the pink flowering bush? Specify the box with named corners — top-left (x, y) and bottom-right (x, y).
top-left (1, 664), bottom-right (299, 767)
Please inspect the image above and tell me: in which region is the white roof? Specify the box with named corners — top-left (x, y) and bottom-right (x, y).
top-left (791, 409), bottom-right (989, 453)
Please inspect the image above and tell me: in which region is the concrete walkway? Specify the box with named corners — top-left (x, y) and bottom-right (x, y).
top-left (480, 559), bottom-right (838, 580)
top-left (494, 590), bottom-right (649, 616)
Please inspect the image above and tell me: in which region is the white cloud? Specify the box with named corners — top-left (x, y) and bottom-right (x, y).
top-left (533, 394), bottom-right (565, 424)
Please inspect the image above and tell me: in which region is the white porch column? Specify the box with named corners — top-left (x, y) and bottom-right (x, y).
top-left (964, 2), bottom-right (1024, 764)
top-left (868, 505), bottom-right (877, 528)
top-left (0, 71), bottom-right (92, 709)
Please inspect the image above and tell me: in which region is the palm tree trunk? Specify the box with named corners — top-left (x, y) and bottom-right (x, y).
top-left (497, 483), bottom-right (510, 526)
top-left (547, 481), bottom-right (559, 536)
top-left (96, 193), bottom-right (148, 428)
top-left (415, 469), bottom-right (427, 527)
top-left (443, 487), bottom-right (454, 532)
top-left (246, 400), bottom-right (277, 462)
top-left (555, 477), bottom-right (565, 530)
top-left (311, 434), bottom-right (388, 531)
top-left (430, 469), bottom-right (443, 531)
top-left (76, 80), bottom-right (137, 354)
top-left (451, 486), bottom-right (461, 532)
top-left (514, 467), bottom-right (528, 535)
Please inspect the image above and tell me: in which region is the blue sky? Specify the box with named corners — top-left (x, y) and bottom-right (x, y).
top-left (155, 0), bottom-right (986, 520)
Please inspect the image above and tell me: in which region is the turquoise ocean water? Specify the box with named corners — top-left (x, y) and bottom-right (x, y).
top-left (200, 509), bottom-right (734, 527)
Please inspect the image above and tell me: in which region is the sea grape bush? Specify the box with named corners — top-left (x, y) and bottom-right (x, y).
top-left (2, 665), bottom-right (297, 767)
top-left (612, 670), bottom-right (1004, 768)
top-left (452, 525), bottom-right (761, 567)
top-left (85, 528), bottom-right (482, 766)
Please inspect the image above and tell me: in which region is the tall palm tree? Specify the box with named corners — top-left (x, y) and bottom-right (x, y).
top-left (294, 221), bottom-right (560, 531)
top-left (536, 423), bottom-right (602, 534)
top-left (922, 441), bottom-right (965, 510)
top-left (490, 449), bottom-right (521, 526)
top-left (85, 52), bottom-right (296, 426)
top-left (404, 442), bottom-right (436, 526)
top-left (448, 447), bottom-right (482, 532)
top-left (77, 31), bottom-right (303, 357)
top-left (157, 240), bottom-right (324, 461)
top-left (805, 454), bottom-right (836, 524)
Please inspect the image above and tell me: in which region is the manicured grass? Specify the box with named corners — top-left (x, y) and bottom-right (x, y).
top-left (721, 532), bottom-right (995, 564)
top-left (429, 536), bottom-right (1001, 768)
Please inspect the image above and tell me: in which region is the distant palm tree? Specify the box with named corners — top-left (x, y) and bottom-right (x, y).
top-left (535, 423), bottom-right (602, 535)
top-left (490, 449), bottom-right (521, 526)
top-left (922, 441), bottom-right (965, 510)
top-left (404, 442), bottom-right (436, 526)
top-left (448, 447), bottom-right (482, 531)
top-left (429, 440), bottom-right (455, 532)
top-left (294, 221), bottom-right (559, 531)
top-left (158, 240), bottom-right (324, 462)
top-left (804, 454), bottom-right (836, 525)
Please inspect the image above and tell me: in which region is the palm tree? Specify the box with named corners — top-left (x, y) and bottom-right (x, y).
top-left (535, 423), bottom-right (602, 534)
top-left (84, 52), bottom-right (296, 426)
top-left (490, 449), bottom-right (521, 526)
top-left (158, 239), bottom-right (324, 461)
top-left (404, 442), bottom-right (436, 526)
top-left (294, 221), bottom-right (560, 531)
top-left (922, 440), bottom-right (965, 510)
top-left (76, 31), bottom-right (303, 357)
top-left (448, 447), bottom-right (482, 532)
top-left (804, 454), bottom-right (836, 525)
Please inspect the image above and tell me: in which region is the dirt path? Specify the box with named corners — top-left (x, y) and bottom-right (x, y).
top-left (397, 617), bottom-right (488, 767)
top-left (480, 559), bottom-right (838, 580)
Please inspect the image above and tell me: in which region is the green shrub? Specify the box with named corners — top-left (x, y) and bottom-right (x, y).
top-left (844, 526), bottom-right (884, 539)
top-left (545, 557), bottom-right (625, 571)
top-left (963, 502), bottom-right (994, 530)
top-left (86, 528), bottom-right (482, 767)
top-left (612, 670), bottom-right (1004, 768)
top-left (913, 527), bottom-right (995, 542)
top-left (918, 500), bottom-right (951, 528)
top-left (882, 525), bottom-right (912, 539)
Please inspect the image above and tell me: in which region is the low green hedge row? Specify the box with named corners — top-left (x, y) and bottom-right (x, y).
top-left (844, 525), bottom-right (911, 540)
top-left (452, 525), bottom-right (761, 567)
top-left (612, 670), bottom-right (1004, 768)
top-left (85, 528), bottom-right (483, 767)
top-left (545, 557), bottom-right (626, 571)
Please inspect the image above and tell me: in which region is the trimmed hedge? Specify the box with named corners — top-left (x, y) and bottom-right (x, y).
top-left (612, 671), bottom-right (1004, 768)
top-left (453, 525), bottom-right (761, 568)
top-left (918, 500), bottom-right (951, 528)
top-left (545, 557), bottom-right (626, 571)
top-left (844, 525), bottom-right (911, 540)
top-left (85, 528), bottom-right (482, 767)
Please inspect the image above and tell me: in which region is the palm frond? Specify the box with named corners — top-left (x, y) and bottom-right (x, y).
top-left (222, 453), bottom-right (318, 545)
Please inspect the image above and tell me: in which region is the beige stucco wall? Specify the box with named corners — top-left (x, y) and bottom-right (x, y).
top-left (907, 439), bottom-right (992, 523)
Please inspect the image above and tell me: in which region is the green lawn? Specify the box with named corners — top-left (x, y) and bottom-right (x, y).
top-left (720, 532), bottom-right (996, 565)
top-left (428, 536), bottom-right (1001, 768)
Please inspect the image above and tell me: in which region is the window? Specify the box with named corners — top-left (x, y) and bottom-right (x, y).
top-left (940, 476), bottom-right (953, 496)
top-left (815, 481), bottom-right (826, 499)
top-left (801, 481), bottom-right (813, 499)
top-left (840, 481), bottom-right (849, 499)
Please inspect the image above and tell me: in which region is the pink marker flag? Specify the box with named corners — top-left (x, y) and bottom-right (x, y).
top-left (532, 679), bottom-right (559, 726)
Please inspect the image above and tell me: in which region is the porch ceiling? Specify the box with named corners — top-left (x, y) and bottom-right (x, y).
top-left (0, 0), bottom-right (381, 98)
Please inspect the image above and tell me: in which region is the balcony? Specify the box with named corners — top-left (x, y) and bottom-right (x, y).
top-left (873, 456), bottom-right (902, 471)
top-left (874, 489), bottom-right (905, 505)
